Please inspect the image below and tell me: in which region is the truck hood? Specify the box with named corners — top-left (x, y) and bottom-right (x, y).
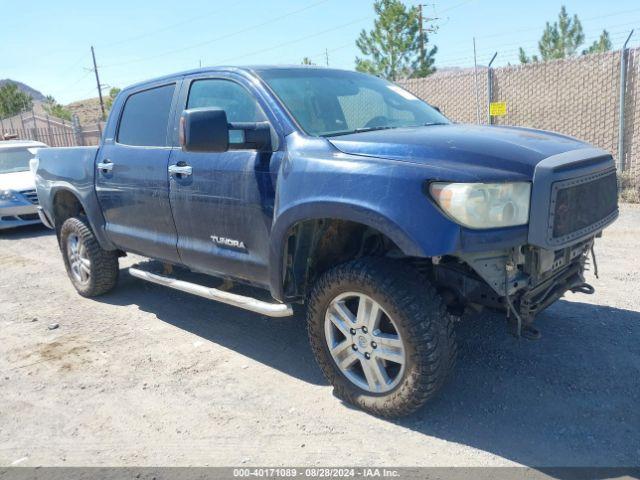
top-left (328, 124), bottom-right (590, 180)
top-left (0, 170), bottom-right (35, 191)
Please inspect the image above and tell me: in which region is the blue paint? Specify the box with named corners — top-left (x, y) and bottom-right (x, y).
top-left (35, 66), bottom-right (617, 302)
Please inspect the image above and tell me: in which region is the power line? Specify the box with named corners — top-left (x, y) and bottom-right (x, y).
top-left (436, 0), bottom-right (477, 15)
top-left (215, 16), bottom-right (370, 65)
top-left (437, 19), bottom-right (640, 63)
top-left (98, 7), bottom-right (228, 49)
top-left (101, 0), bottom-right (331, 69)
top-left (473, 7), bottom-right (640, 42)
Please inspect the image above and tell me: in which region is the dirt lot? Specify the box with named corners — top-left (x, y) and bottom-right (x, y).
top-left (1, 206), bottom-right (639, 468)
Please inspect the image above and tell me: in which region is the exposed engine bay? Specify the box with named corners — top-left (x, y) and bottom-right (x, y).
top-left (431, 236), bottom-right (598, 339)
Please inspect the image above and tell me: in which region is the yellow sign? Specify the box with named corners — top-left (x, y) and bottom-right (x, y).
top-left (490, 101), bottom-right (507, 116)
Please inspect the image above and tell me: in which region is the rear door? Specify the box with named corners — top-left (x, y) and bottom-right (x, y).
top-left (96, 82), bottom-right (181, 262)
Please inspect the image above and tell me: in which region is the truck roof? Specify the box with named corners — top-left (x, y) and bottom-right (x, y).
top-left (121, 65), bottom-right (350, 92)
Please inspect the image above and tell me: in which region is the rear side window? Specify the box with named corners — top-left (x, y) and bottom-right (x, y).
top-left (117, 84), bottom-right (175, 146)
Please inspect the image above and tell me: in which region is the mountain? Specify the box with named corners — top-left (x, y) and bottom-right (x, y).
top-left (66, 97), bottom-right (104, 125)
top-left (0, 79), bottom-right (46, 101)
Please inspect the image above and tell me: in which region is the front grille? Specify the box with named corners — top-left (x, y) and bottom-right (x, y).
top-left (551, 170), bottom-right (618, 241)
top-left (20, 189), bottom-right (39, 205)
top-left (18, 213), bottom-right (39, 221)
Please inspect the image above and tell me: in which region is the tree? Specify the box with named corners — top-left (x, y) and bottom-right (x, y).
top-left (583, 30), bottom-right (612, 55)
top-left (43, 95), bottom-right (72, 121)
top-left (355, 0), bottom-right (436, 81)
top-left (301, 57), bottom-right (316, 66)
top-left (519, 6), bottom-right (610, 63)
top-left (0, 82), bottom-right (33, 117)
top-left (105, 87), bottom-right (121, 111)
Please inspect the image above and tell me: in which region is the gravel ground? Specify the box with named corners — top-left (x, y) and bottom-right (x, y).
top-left (0, 206), bottom-right (639, 467)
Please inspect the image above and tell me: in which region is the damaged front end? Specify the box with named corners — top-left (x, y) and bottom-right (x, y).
top-left (432, 237), bottom-right (598, 338)
top-left (428, 148), bottom-right (618, 339)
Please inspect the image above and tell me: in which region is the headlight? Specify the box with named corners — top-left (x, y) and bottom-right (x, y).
top-left (430, 182), bottom-right (531, 229)
top-left (0, 190), bottom-right (18, 202)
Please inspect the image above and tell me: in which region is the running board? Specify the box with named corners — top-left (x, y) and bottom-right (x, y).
top-left (128, 267), bottom-right (294, 317)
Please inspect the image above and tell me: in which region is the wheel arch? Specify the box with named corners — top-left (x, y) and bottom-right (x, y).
top-left (49, 186), bottom-right (116, 250)
top-left (268, 200), bottom-right (426, 302)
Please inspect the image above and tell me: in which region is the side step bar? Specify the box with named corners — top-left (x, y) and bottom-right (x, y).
top-left (128, 267), bottom-right (294, 318)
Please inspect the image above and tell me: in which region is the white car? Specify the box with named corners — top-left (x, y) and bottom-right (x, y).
top-left (0, 140), bottom-right (48, 230)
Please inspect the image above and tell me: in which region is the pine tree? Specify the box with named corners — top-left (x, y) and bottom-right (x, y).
top-left (583, 30), bottom-right (612, 55)
top-left (519, 6), bottom-right (610, 63)
top-left (355, 0), bottom-right (436, 80)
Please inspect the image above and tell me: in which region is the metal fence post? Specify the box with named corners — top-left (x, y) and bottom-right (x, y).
top-left (473, 38), bottom-right (480, 124)
top-left (618, 30), bottom-right (634, 172)
top-left (487, 52), bottom-right (498, 125)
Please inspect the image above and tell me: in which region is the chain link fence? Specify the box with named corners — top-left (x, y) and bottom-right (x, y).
top-left (398, 47), bottom-right (640, 201)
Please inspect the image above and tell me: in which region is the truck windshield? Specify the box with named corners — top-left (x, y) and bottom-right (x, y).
top-left (256, 68), bottom-right (449, 137)
top-left (0, 148), bottom-right (35, 174)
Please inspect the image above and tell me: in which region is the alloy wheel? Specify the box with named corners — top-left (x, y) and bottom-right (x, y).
top-left (67, 233), bottom-right (91, 284)
top-left (324, 292), bottom-right (406, 393)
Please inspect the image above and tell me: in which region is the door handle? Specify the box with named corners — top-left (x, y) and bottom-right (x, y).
top-left (97, 159), bottom-right (113, 172)
top-left (168, 164), bottom-right (193, 177)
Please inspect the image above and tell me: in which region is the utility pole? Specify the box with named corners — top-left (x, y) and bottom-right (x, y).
top-left (325, 48), bottom-right (329, 67)
top-left (417, 4), bottom-right (438, 75)
top-left (91, 46), bottom-right (106, 121)
top-left (418, 4), bottom-right (425, 71)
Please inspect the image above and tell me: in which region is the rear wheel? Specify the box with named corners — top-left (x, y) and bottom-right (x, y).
top-left (307, 258), bottom-right (456, 418)
top-left (59, 217), bottom-right (119, 297)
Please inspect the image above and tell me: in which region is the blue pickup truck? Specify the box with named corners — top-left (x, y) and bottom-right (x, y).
top-left (34, 66), bottom-right (618, 417)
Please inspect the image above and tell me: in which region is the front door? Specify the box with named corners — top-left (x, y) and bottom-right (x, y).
top-left (169, 76), bottom-right (278, 286)
top-left (96, 83), bottom-right (181, 263)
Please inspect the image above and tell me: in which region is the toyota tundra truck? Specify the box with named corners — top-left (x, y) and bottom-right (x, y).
top-left (33, 66), bottom-right (618, 417)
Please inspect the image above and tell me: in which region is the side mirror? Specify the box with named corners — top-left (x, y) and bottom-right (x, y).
top-left (180, 108), bottom-right (272, 153)
top-left (181, 108), bottom-right (229, 153)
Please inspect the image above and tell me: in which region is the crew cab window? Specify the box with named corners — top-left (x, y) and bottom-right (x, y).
top-left (117, 84), bottom-right (175, 146)
top-left (187, 79), bottom-right (266, 123)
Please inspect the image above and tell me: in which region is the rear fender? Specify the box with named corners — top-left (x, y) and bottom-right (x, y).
top-left (48, 185), bottom-right (115, 250)
top-left (34, 146), bottom-right (116, 250)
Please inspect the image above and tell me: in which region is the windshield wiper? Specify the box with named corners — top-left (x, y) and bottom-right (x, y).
top-left (419, 122), bottom-right (449, 126)
top-left (323, 125), bottom-right (397, 137)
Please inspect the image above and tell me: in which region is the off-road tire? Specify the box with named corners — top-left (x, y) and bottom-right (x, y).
top-left (59, 216), bottom-right (119, 297)
top-left (306, 258), bottom-right (456, 418)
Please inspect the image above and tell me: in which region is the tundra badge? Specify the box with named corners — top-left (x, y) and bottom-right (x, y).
top-left (211, 235), bottom-right (246, 250)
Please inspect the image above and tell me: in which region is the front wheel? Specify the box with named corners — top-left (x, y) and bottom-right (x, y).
top-left (306, 258), bottom-right (456, 418)
top-left (59, 216), bottom-right (119, 297)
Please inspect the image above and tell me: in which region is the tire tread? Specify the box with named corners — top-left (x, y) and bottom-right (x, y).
top-left (306, 257), bottom-right (456, 418)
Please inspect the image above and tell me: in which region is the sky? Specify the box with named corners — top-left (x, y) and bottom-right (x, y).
top-left (2, 0), bottom-right (640, 104)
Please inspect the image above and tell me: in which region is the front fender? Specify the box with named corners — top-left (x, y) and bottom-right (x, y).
top-left (266, 139), bottom-right (464, 300)
top-left (268, 199), bottom-right (428, 300)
